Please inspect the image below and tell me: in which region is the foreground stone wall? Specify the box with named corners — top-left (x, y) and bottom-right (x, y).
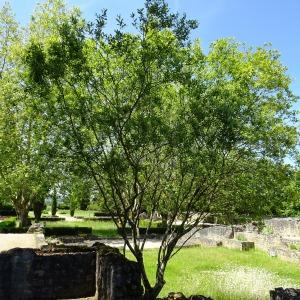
top-left (270, 288), bottom-right (300, 300)
top-left (0, 244), bottom-right (142, 300)
top-left (0, 247), bottom-right (96, 300)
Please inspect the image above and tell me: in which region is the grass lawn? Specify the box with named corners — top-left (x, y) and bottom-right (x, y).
top-left (56, 209), bottom-right (98, 218)
top-left (132, 247), bottom-right (300, 300)
top-left (44, 220), bottom-right (119, 237)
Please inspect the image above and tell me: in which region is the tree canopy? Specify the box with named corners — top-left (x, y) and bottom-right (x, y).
top-left (0, 0), bottom-right (298, 298)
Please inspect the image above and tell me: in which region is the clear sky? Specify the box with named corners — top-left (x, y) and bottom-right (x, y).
top-left (2, 0), bottom-right (300, 106)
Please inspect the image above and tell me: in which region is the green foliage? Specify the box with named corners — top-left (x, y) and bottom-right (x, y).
top-left (44, 225), bottom-right (92, 236)
top-left (1, 0), bottom-right (298, 298)
top-left (0, 217), bottom-right (16, 230)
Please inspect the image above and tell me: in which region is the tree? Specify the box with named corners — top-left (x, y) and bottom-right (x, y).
top-left (24, 0), bottom-right (298, 298)
top-left (51, 187), bottom-right (58, 216)
top-left (0, 2), bottom-right (57, 227)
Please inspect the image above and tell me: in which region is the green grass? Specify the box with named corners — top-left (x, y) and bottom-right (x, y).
top-left (129, 247), bottom-right (300, 300)
top-left (44, 220), bottom-right (119, 237)
top-left (28, 209), bottom-right (99, 218)
top-left (56, 209), bottom-right (98, 218)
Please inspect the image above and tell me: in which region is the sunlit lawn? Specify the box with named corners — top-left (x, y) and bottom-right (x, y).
top-left (44, 220), bottom-right (119, 237)
top-left (129, 247), bottom-right (300, 300)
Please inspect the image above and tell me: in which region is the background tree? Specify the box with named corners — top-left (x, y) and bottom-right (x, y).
top-left (24, 0), bottom-right (298, 299)
top-left (0, 2), bottom-right (58, 227)
top-left (51, 186), bottom-right (58, 216)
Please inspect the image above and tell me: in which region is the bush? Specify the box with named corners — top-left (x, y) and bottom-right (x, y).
top-left (0, 217), bottom-right (17, 232)
top-left (94, 212), bottom-right (114, 217)
top-left (0, 209), bottom-right (17, 216)
top-left (44, 226), bottom-right (92, 236)
top-left (118, 225), bottom-right (182, 235)
top-left (0, 227), bottom-right (27, 233)
top-left (57, 203), bottom-right (70, 210)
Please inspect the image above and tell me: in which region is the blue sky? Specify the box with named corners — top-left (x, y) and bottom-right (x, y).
top-left (2, 0), bottom-right (300, 105)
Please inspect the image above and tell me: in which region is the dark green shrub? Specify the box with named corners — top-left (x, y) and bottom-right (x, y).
top-left (57, 203), bottom-right (70, 210)
top-left (94, 212), bottom-right (115, 217)
top-left (0, 217), bottom-right (17, 232)
top-left (0, 209), bottom-right (17, 216)
top-left (44, 226), bottom-right (92, 236)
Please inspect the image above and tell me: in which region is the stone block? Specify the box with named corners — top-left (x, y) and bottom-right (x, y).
top-left (270, 287), bottom-right (300, 300)
top-left (222, 239), bottom-right (254, 251)
top-left (198, 237), bottom-right (222, 247)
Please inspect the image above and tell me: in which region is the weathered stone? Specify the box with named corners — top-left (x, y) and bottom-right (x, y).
top-left (167, 292), bottom-right (186, 300)
top-left (0, 243), bottom-right (143, 300)
top-left (275, 248), bottom-right (300, 263)
top-left (0, 247), bottom-right (96, 300)
top-left (241, 232), bottom-right (285, 252)
top-left (162, 293), bottom-right (213, 300)
top-left (27, 223), bottom-right (44, 234)
top-left (188, 295), bottom-right (213, 300)
top-left (94, 242), bottom-right (143, 300)
top-left (265, 218), bottom-right (300, 238)
top-left (197, 237), bottom-right (222, 247)
top-left (222, 239), bottom-right (254, 251)
top-left (195, 225), bottom-right (234, 240)
top-left (268, 247), bottom-right (278, 257)
top-left (270, 287), bottom-right (300, 300)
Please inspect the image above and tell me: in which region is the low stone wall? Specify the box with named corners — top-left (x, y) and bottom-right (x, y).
top-left (194, 225), bottom-right (234, 240)
top-left (265, 218), bottom-right (300, 238)
top-left (237, 232), bottom-right (285, 252)
top-left (0, 243), bottom-right (142, 300)
top-left (222, 239), bottom-right (254, 251)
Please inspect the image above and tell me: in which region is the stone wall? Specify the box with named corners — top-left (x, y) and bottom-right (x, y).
top-left (0, 247), bottom-right (96, 300)
top-left (264, 218), bottom-right (300, 238)
top-left (0, 244), bottom-right (143, 300)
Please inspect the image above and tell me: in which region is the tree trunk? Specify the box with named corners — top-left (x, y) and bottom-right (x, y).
top-left (142, 285), bottom-right (164, 300)
top-left (19, 209), bottom-right (30, 228)
top-left (33, 200), bottom-right (44, 222)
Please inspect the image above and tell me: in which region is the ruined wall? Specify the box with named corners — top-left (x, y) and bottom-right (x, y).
top-left (0, 247), bottom-right (96, 300)
top-left (95, 243), bottom-right (143, 300)
top-left (264, 218), bottom-right (300, 238)
top-left (0, 244), bottom-right (143, 300)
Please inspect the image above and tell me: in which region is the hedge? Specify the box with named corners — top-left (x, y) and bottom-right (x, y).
top-left (0, 209), bottom-right (17, 216)
top-left (94, 212), bottom-right (115, 217)
top-left (0, 217), bottom-right (18, 233)
top-left (44, 226), bottom-right (92, 236)
top-left (117, 226), bottom-right (182, 235)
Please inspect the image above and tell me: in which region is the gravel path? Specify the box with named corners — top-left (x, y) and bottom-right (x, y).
top-left (0, 233), bottom-right (47, 252)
